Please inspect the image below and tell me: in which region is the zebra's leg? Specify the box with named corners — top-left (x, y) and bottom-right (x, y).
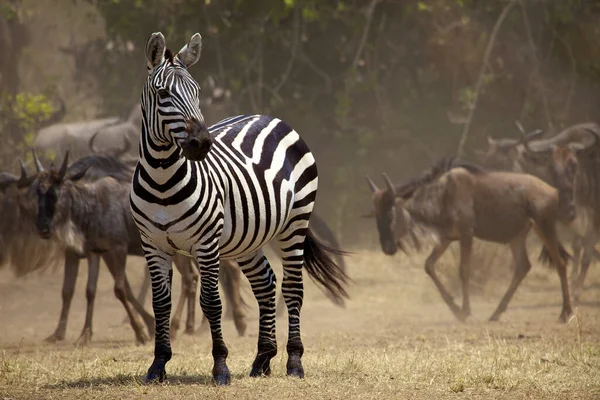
top-left (77, 253), bottom-right (101, 345)
top-left (195, 241), bottom-right (230, 385)
top-left (45, 250), bottom-right (80, 343)
top-left (140, 240), bottom-right (174, 383)
top-left (276, 228), bottom-right (309, 379)
top-left (237, 251), bottom-right (277, 377)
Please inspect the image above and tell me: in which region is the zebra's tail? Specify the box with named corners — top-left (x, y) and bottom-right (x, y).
top-left (309, 213), bottom-right (346, 273)
top-left (303, 228), bottom-right (351, 306)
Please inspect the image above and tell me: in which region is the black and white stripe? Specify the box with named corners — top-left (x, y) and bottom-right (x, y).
top-left (130, 32), bottom-right (348, 384)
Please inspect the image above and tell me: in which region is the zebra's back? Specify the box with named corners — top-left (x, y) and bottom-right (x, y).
top-left (131, 114), bottom-right (318, 259)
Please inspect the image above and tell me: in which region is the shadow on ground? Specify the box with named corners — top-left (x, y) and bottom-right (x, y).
top-left (44, 372), bottom-right (249, 389)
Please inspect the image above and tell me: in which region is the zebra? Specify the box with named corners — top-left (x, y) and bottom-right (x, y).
top-left (129, 32), bottom-right (349, 385)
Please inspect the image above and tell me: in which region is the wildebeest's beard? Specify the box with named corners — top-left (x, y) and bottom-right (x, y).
top-left (549, 164), bottom-right (577, 223)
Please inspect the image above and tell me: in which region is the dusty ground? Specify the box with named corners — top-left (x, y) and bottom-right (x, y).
top-left (1, 244), bottom-right (599, 399)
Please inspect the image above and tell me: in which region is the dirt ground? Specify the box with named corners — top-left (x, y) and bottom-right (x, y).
top-left (1, 244), bottom-right (599, 399)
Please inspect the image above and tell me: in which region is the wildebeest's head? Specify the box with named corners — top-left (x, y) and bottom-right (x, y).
top-left (143, 32), bottom-right (212, 162)
top-left (474, 123), bottom-right (545, 172)
top-left (0, 160), bottom-right (62, 276)
top-left (364, 174), bottom-right (416, 256)
top-left (522, 129), bottom-right (599, 223)
top-left (31, 150), bottom-right (88, 239)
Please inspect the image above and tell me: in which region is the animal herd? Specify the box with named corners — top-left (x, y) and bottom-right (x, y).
top-left (1, 31), bottom-right (598, 385)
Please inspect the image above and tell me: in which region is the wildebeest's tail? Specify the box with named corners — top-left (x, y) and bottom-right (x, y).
top-left (303, 228), bottom-right (350, 306)
top-left (308, 213), bottom-right (346, 272)
top-left (538, 243), bottom-right (571, 269)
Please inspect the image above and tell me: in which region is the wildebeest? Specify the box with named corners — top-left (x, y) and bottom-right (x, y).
top-left (474, 122), bottom-right (600, 285)
top-left (0, 161), bottom-right (62, 277)
top-left (31, 151), bottom-right (156, 344)
top-left (473, 126), bottom-right (545, 172)
top-left (520, 123), bottom-right (600, 301)
top-left (29, 150), bottom-right (248, 343)
top-left (34, 103), bottom-right (141, 162)
top-left (365, 158), bottom-right (574, 322)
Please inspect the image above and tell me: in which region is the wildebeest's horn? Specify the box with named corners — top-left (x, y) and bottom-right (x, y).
top-left (115, 136), bottom-right (132, 158)
top-left (515, 120), bottom-right (526, 135)
top-left (17, 159), bottom-right (35, 187)
top-left (58, 150), bottom-right (69, 180)
top-left (89, 131), bottom-right (101, 154)
top-left (521, 128), bottom-right (549, 156)
top-left (365, 175), bottom-right (379, 193)
top-left (32, 149), bottom-right (44, 172)
top-left (578, 128), bottom-right (600, 151)
top-left (382, 173), bottom-right (395, 196)
top-left (18, 159), bottom-right (27, 180)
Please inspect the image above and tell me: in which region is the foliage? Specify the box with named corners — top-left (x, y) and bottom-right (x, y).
top-left (0, 91), bottom-right (57, 169)
top-left (4, 0), bottom-right (600, 243)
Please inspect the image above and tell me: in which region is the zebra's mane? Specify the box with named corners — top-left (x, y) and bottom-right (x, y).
top-left (164, 48), bottom-right (175, 64)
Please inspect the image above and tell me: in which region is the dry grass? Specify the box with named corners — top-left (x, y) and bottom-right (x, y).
top-left (1, 244), bottom-right (599, 399)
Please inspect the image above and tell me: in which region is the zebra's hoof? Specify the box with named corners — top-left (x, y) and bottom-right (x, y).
top-left (145, 360), bottom-right (166, 383)
top-left (286, 356), bottom-right (304, 379)
top-left (212, 362), bottom-right (231, 386)
top-left (212, 372), bottom-right (231, 386)
top-left (249, 364), bottom-right (271, 377)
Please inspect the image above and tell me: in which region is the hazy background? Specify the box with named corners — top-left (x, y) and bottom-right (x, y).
top-left (2, 0), bottom-right (599, 248)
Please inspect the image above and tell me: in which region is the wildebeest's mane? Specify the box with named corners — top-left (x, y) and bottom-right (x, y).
top-left (67, 155), bottom-right (133, 183)
top-left (396, 157), bottom-right (486, 199)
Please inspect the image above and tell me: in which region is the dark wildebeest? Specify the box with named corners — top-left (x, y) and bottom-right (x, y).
top-left (0, 162), bottom-right (63, 277)
top-left (364, 158), bottom-right (574, 322)
top-left (520, 123), bottom-right (600, 302)
top-left (31, 151), bottom-right (156, 344)
top-left (30, 151), bottom-right (248, 343)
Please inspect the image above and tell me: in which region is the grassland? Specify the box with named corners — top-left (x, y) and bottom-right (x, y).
top-left (1, 243), bottom-right (599, 399)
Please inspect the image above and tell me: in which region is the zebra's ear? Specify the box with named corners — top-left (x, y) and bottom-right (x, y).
top-left (145, 32), bottom-right (166, 70)
top-left (177, 33), bottom-right (202, 69)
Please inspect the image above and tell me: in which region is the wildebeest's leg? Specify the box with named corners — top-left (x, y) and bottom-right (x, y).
top-left (220, 259), bottom-right (247, 337)
top-left (123, 274), bottom-right (156, 338)
top-left (45, 250), bottom-right (80, 343)
top-left (489, 227), bottom-right (531, 322)
top-left (458, 234), bottom-right (473, 319)
top-left (102, 251), bottom-right (149, 345)
top-left (237, 251), bottom-right (277, 377)
top-left (532, 222), bottom-right (574, 322)
top-left (171, 255), bottom-right (197, 338)
top-left (571, 236), bottom-right (582, 281)
top-left (424, 239), bottom-right (464, 320)
top-left (123, 267), bottom-right (151, 325)
top-left (196, 240), bottom-right (230, 385)
top-left (574, 228), bottom-right (598, 303)
top-left (76, 253), bottom-right (101, 345)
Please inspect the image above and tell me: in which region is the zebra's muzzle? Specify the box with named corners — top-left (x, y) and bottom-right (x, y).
top-left (179, 118), bottom-right (213, 161)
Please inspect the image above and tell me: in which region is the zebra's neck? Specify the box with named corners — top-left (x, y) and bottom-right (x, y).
top-left (138, 117), bottom-right (191, 182)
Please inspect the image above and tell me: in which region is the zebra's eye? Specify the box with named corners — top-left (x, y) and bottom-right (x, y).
top-left (157, 89), bottom-right (170, 99)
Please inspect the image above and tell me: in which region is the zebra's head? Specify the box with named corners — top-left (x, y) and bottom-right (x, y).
top-left (143, 32), bottom-right (212, 162)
